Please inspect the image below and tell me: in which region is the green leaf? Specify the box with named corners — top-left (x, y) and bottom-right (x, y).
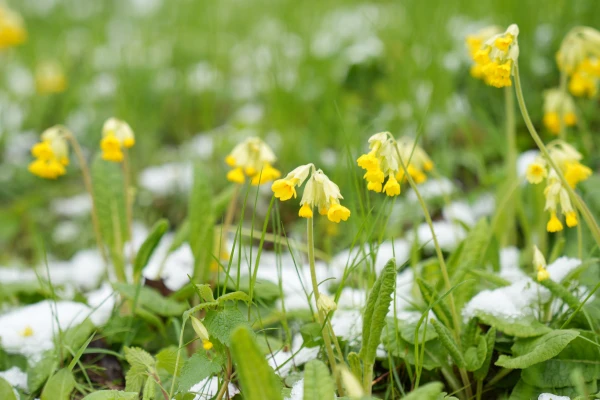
top-left (114, 283), bottom-right (188, 316)
top-left (450, 219), bottom-right (490, 284)
top-left (156, 346), bottom-right (181, 376)
top-left (400, 321), bottom-right (438, 344)
top-left (347, 352), bottom-right (362, 382)
top-left (133, 219), bottom-right (169, 281)
top-left (0, 377), bottom-right (17, 400)
top-left (473, 327), bottom-right (497, 381)
top-left (303, 360), bottom-right (334, 400)
top-left (203, 306), bottom-right (251, 347)
top-left (300, 322), bottom-right (324, 348)
top-left (195, 284), bottom-right (215, 302)
top-left (125, 365), bottom-right (147, 393)
top-left (27, 351), bottom-right (55, 393)
top-left (91, 156), bottom-right (128, 249)
top-left (403, 382), bottom-right (444, 400)
top-left (417, 278), bottom-right (453, 329)
top-left (496, 330), bottom-right (580, 369)
top-left (360, 259), bottom-right (396, 365)
top-left (189, 162), bottom-right (215, 281)
top-left (124, 346), bottom-right (156, 370)
top-left (538, 278), bottom-right (581, 310)
top-left (230, 326), bottom-right (283, 400)
top-left (177, 351), bottom-right (226, 393)
top-left (432, 320), bottom-right (466, 368)
top-left (476, 312), bottom-right (552, 338)
top-left (465, 335), bottom-right (487, 372)
top-left (82, 391), bottom-right (138, 400)
top-left (218, 291), bottom-right (251, 304)
top-left (142, 376), bottom-right (156, 400)
top-left (382, 321), bottom-right (445, 371)
top-left (41, 368), bottom-right (76, 400)
top-left (521, 334), bottom-right (600, 388)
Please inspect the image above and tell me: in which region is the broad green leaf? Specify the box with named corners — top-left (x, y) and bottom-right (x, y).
top-left (27, 351), bottom-right (55, 393)
top-left (476, 312), bottom-right (552, 338)
top-left (417, 278), bottom-right (452, 329)
top-left (133, 219), bottom-right (169, 281)
top-left (188, 162), bottom-right (214, 281)
top-left (125, 365), bottom-right (147, 393)
top-left (347, 352), bottom-right (362, 382)
top-left (177, 351), bottom-right (226, 393)
top-left (400, 321), bottom-right (438, 344)
top-left (218, 291), bottom-right (251, 304)
top-left (91, 156), bottom-right (128, 249)
top-left (496, 330), bottom-right (580, 369)
top-left (432, 320), bottom-right (466, 368)
top-left (82, 391), bottom-right (138, 400)
top-left (195, 284), bottom-right (215, 302)
top-left (0, 377), bottom-right (17, 400)
top-left (508, 378), bottom-right (596, 400)
top-left (230, 326), bottom-right (283, 400)
top-left (474, 327), bottom-right (497, 381)
top-left (203, 306), bottom-right (251, 347)
top-left (360, 259), bottom-right (396, 365)
top-left (41, 368), bottom-right (75, 400)
top-left (124, 346), bottom-right (155, 369)
top-left (142, 376), bottom-right (156, 400)
top-left (114, 283), bottom-right (188, 316)
top-left (465, 335), bottom-right (487, 372)
top-left (403, 382), bottom-right (444, 400)
top-left (300, 322), bottom-right (323, 348)
top-left (303, 360), bottom-right (334, 400)
top-left (521, 334), bottom-right (600, 388)
top-left (156, 346), bottom-right (181, 376)
top-left (382, 321), bottom-right (445, 371)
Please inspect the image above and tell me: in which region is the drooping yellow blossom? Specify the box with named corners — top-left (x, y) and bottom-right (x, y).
top-left (357, 132), bottom-right (433, 196)
top-left (100, 118), bottom-right (135, 163)
top-left (532, 246), bottom-right (550, 282)
top-left (542, 88), bottom-right (577, 135)
top-left (465, 26), bottom-right (502, 80)
top-left (556, 27), bottom-right (600, 98)
top-left (568, 58), bottom-right (600, 98)
top-left (272, 164), bottom-right (351, 223)
top-left (35, 61), bottom-right (67, 94)
top-left (0, 5), bottom-right (27, 49)
top-left (526, 141), bottom-right (591, 232)
top-left (28, 126), bottom-right (71, 179)
top-left (471, 24), bottom-right (520, 88)
top-left (225, 137), bottom-right (280, 185)
top-left (191, 316), bottom-right (213, 350)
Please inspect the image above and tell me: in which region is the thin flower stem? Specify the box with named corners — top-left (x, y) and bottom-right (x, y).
top-left (215, 349), bottom-right (233, 400)
top-left (513, 63), bottom-right (600, 248)
top-left (307, 217), bottom-right (344, 396)
top-left (122, 150), bottom-right (135, 267)
top-left (503, 85), bottom-right (518, 246)
top-left (66, 134), bottom-right (108, 263)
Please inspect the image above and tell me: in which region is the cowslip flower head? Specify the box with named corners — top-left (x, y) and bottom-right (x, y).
top-left (556, 27), bottom-right (600, 75)
top-left (466, 26), bottom-right (502, 80)
top-left (542, 88), bottom-right (577, 135)
top-left (271, 164), bottom-right (350, 223)
top-left (532, 246), bottom-right (550, 282)
top-left (568, 57), bottom-right (600, 98)
top-left (0, 5), bottom-right (27, 49)
top-left (357, 132), bottom-right (433, 196)
top-left (28, 125), bottom-right (71, 179)
top-left (472, 24), bottom-right (520, 88)
top-left (225, 137), bottom-right (280, 185)
top-left (317, 294), bottom-right (337, 314)
top-left (191, 316), bottom-right (213, 350)
top-left (35, 61), bottom-right (67, 94)
top-left (101, 118), bottom-right (135, 163)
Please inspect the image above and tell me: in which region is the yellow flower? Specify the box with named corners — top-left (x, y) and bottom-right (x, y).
top-left (226, 167), bottom-right (245, 184)
top-left (273, 164), bottom-right (350, 223)
top-left (225, 137), bottom-right (280, 185)
top-left (470, 24), bottom-right (520, 88)
top-left (364, 168), bottom-right (384, 183)
top-left (20, 326), bottom-right (34, 337)
top-left (533, 245), bottom-right (546, 271)
top-left (0, 6), bottom-right (27, 49)
top-left (564, 112), bottom-right (577, 126)
top-left (356, 153), bottom-right (380, 171)
top-left (543, 112), bottom-right (560, 135)
top-left (526, 162), bottom-right (547, 184)
top-left (564, 162), bottom-right (592, 188)
top-left (543, 88), bottom-right (578, 134)
top-left (566, 211), bottom-right (578, 228)
top-left (317, 294), bottom-right (337, 313)
top-left (537, 268), bottom-right (550, 282)
top-left (556, 26), bottom-right (600, 75)
top-left (466, 26), bottom-right (502, 81)
top-left (191, 316), bottom-right (213, 350)
top-left (367, 181), bottom-right (382, 193)
top-left (101, 118), bottom-right (135, 163)
top-left (202, 339), bottom-right (213, 350)
top-left (547, 212), bottom-right (563, 232)
top-left (383, 175), bottom-right (400, 196)
top-left (28, 126), bottom-right (71, 179)
top-left (35, 61), bottom-right (67, 94)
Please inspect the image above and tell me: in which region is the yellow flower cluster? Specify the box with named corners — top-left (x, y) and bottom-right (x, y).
top-left (100, 118), bottom-right (135, 162)
top-left (272, 164), bottom-right (351, 223)
top-left (542, 88), bottom-right (577, 135)
top-left (35, 61), bottom-right (67, 94)
top-left (357, 132), bottom-right (433, 196)
top-left (225, 137), bottom-right (281, 185)
top-left (526, 141), bottom-right (592, 232)
top-left (533, 246), bottom-right (550, 282)
top-left (466, 26), bottom-right (501, 80)
top-left (471, 24), bottom-right (520, 88)
top-left (0, 5), bottom-right (26, 49)
top-left (556, 27), bottom-right (600, 98)
top-left (28, 126), bottom-right (70, 179)
top-left (191, 316), bottom-right (213, 351)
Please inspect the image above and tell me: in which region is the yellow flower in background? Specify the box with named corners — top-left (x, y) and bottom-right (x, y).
top-left (542, 88), bottom-right (578, 135)
top-left (568, 58), bottom-right (600, 98)
top-left (465, 25), bottom-right (502, 80)
top-left (0, 5), bottom-right (26, 49)
top-left (556, 27), bottom-right (600, 98)
top-left (357, 132), bottom-right (433, 196)
top-left (28, 125), bottom-right (71, 179)
top-left (35, 61), bottom-right (67, 94)
top-left (101, 118), bottom-right (135, 162)
top-left (20, 326), bottom-right (34, 337)
top-left (471, 24), bottom-right (520, 88)
top-left (225, 137), bottom-right (280, 185)
top-left (271, 164), bottom-right (351, 223)
top-left (532, 246), bottom-right (550, 282)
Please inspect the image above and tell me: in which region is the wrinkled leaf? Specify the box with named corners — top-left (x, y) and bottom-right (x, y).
top-left (496, 330), bottom-right (579, 369)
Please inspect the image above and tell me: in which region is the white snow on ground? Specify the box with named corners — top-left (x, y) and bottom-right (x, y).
top-left (499, 247), bottom-right (527, 282)
top-left (406, 178), bottom-right (455, 202)
top-left (415, 221), bottom-right (467, 252)
top-left (538, 394), bottom-right (570, 400)
top-left (51, 193), bottom-right (92, 217)
top-left (268, 334), bottom-right (319, 377)
top-left (285, 379), bottom-right (304, 400)
top-left (0, 300), bottom-right (95, 362)
top-left (471, 192), bottom-right (495, 219)
top-left (86, 284), bottom-right (116, 326)
top-left (462, 257), bottom-right (581, 320)
top-left (139, 162), bottom-right (193, 196)
top-left (0, 366), bottom-right (28, 391)
top-left (189, 376), bottom-right (239, 399)
top-left (443, 201), bottom-right (476, 227)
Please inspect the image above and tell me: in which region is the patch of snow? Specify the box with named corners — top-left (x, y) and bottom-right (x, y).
top-left (86, 284), bottom-right (116, 326)
top-left (189, 376), bottom-right (239, 399)
top-left (499, 247), bottom-right (526, 282)
top-left (406, 178), bottom-right (454, 202)
top-left (139, 162), bottom-right (192, 196)
top-left (538, 394), bottom-right (570, 400)
top-left (286, 379), bottom-right (303, 400)
top-left (415, 221), bottom-right (466, 252)
top-left (330, 309), bottom-right (362, 344)
top-left (0, 366), bottom-right (28, 391)
top-left (471, 192), bottom-right (495, 218)
top-left (51, 194), bottom-right (91, 218)
top-left (443, 201), bottom-right (476, 227)
top-left (268, 335), bottom-right (319, 377)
